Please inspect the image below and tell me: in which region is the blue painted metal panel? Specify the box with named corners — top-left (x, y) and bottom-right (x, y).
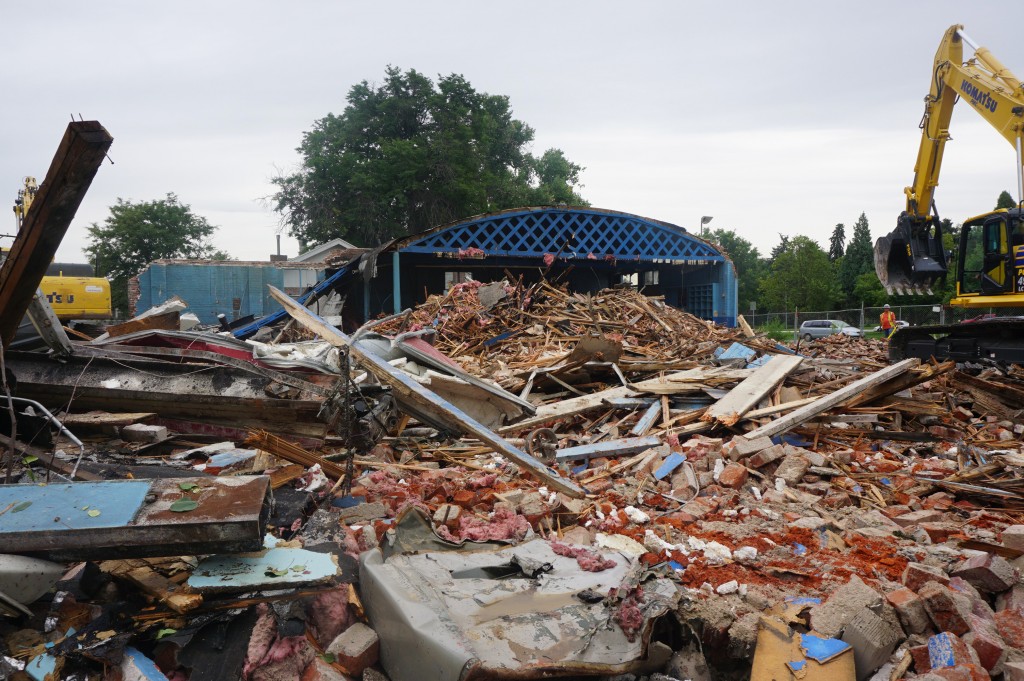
top-left (400, 208), bottom-right (725, 262)
top-left (0, 480), bottom-right (151, 531)
top-left (137, 264), bottom-right (302, 325)
top-left (231, 258), bottom-right (360, 339)
top-left (187, 546), bottom-right (339, 591)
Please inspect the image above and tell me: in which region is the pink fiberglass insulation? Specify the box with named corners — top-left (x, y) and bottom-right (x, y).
top-left (466, 472), bottom-right (498, 489)
top-left (305, 588), bottom-right (353, 646)
top-left (549, 540), bottom-right (617, 572)
top-left (242, 604), bottom-right (277, 680)
top-left (613, 587), bottom-right (646, 642)
top-left (436, 506), bottom-right (531, 542)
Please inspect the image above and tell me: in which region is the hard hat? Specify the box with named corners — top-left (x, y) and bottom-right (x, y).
top-left (883, 304), bottom-right (890, 308)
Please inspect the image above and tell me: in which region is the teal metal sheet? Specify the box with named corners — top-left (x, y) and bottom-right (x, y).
top-left (0, 480), bottom-right (151, 531)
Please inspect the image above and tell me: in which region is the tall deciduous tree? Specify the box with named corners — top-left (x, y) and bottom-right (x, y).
top-left (828, 223), bottom-right (846, 262)
top-left (839, 212), bottom-right (873, 304)
top-left (706, 228), bottom-right (764, 314)
top-left (759, 236), bottom-right (837, 311)
top-left (84, 194), bottom-right (220, 316)
top-left (272, 67), bottom-right (586, 248)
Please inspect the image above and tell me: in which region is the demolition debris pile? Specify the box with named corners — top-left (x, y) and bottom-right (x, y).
top-left (2, 278), bottom-right (1024, 681)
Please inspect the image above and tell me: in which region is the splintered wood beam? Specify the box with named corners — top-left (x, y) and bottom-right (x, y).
top-left (0, 122), bottom-right (113, 348)
top-left (267, 286), bottom-right (586, 498)
top-left (741, 358), bottom-right (919, 441)
top-left (703, 355), bottom-right (803, 426)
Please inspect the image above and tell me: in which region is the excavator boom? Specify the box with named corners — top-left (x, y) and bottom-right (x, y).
top-left (874, 24), bottom-right (1024, 295)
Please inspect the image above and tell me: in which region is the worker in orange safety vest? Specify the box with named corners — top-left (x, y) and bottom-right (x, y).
top-left (880, 304), bottom-right (897, 339)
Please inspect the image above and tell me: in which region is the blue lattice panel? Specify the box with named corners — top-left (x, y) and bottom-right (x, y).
top-left (400, 208), bottom-right (725, 262)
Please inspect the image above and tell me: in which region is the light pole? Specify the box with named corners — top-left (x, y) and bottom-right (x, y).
top-left (700, 215), bottom-right (714, 237)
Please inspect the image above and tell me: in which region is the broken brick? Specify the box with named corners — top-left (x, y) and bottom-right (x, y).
top-left (963, 614), bottom-right (1007, 674)
top-left (950, 553), bottom-right (1017, 594)
top-left (920, 582), bottom-right (973, 636)
top-left (893, 509), bottom-right (944, 528)
top-left (326, 622), bottom-right (379, 677)
top-left (886, 587), bottom-right (931, 635)
top-left (717, 462), bottom-right (748, 489)
top-left (904, 563), bottom-right (951, 592)
top-left (994, 608), bottom-right (1024, 648)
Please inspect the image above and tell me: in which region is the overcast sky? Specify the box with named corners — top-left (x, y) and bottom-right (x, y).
top-left (4, 1), bottom-right (1023, 265)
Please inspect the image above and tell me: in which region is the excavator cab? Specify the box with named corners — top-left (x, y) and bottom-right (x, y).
top-left (873, 212), bottom-right (949, 295)
top-left (958, 209), bottom-right (1024, 296)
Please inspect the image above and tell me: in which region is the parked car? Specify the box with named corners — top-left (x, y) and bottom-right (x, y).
top-left (870, 320), bottom-right (910, 333)
top-left (799, 319), bottom-right (863, 340)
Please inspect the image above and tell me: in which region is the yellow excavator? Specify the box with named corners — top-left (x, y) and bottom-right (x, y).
top-left (11, 176), bottom-right (111, 321)
top-left (874, 24), bottom-right (1024, 363)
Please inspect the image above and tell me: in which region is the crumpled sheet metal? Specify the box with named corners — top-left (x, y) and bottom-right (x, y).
top-left (360, 538), bottom-right (679, 681)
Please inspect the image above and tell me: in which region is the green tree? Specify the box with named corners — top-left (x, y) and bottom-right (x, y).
top-left (759, 236), bottom-right (838, 311)
top-left (828, 223), bottom-right (846, 261)
top-left (272, 67), bottom-right (586, 248)
top-left (996, 190), bottom-right (1017, 210)
top-left (768, 234), bottom-right (790, 263)
top-left (839, 213), bottom-right (873, 304)
top-left (84, 194), bottom-right (220, 316)
top-left (706, 228), bottom-right (764, 314)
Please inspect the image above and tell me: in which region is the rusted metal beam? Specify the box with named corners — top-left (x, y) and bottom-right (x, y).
top-left (0, 122), bottom-right (113, 348)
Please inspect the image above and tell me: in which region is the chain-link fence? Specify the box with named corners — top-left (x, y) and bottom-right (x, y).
top-left (746, 303), bottom-right (1021, 333)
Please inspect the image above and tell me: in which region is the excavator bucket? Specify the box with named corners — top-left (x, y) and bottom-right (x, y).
top-left (873, 213), bottom-right (948, 295)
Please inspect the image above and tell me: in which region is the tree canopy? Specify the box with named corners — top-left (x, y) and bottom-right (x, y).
top-left (84, 193), bottom-right (221, 315)
top-left (759, 236), bottom-right (837, 311)
top-left (272, 67), bottom-right (586, 249)
top-left (706, 228), bottom-right (764, 314)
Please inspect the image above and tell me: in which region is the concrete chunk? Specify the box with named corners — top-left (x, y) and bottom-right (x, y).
top-left (773, 454), bottom-right (810, 486)
top-left (809, 575), bottom-right (884, 638)
top-left (727, 435), bottom-right (774, 460)
top-left (120, 423), bottom-right (168, 443)
top-left (886, 587), bottom-right (930, 635)
top-left (840, 607), bottom-right (902, 680)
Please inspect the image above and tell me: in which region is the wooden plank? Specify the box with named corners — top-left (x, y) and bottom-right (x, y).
top-left (267, 286), bottom-right (586, 498)
top-left (736, 314), bottom-right (755, 338)
top-left (100, 560), bottom-right (203, 614)
top-left (629, 401), bottom-right (662, 436)
top-left (703, 355), bottom-right (803, 426)
top-left (0, 122), bottom-right (113, 348)
top-left (741, 358), bottom-right (919, 441)
top-left (502, 367), bottom-right (750, 433)
top-left (104, 311), bottom-right (180, 338)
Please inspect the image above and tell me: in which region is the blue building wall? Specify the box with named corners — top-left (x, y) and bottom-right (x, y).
top-left (136, 263), bottom-right (302, 325)
top-left (393, 207), bottom-right (740, 327)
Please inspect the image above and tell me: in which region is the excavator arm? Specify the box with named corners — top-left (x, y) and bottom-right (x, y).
top-left (875, 24), bottom-right (1024, 295)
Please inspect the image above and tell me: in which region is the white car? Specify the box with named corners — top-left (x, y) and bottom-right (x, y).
top-left (799, 320), bottom-right (863, 341)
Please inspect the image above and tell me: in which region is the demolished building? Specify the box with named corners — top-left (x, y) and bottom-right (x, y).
top-left (3, 124), bottom-right (1024, 681)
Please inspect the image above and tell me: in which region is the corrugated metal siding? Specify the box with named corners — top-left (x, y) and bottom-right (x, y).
top-left (136, 264), bottom-right (323, 324)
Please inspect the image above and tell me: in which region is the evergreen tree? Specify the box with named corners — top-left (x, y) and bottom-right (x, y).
top-left (996, 190), bottom-right (1017, 210)
top-left (839, 213), bottom-right (873, 304)
top-left (828, 223), bottom-right (845, 261)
